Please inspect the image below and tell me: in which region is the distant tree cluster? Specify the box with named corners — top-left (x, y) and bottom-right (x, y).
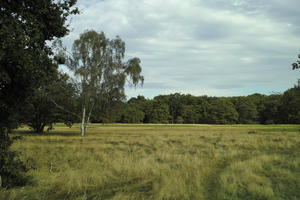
top-left (98, 88), bottom-right (300, 124)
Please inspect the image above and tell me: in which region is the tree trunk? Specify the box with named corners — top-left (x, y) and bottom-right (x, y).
top-left (34, 123), bottom-right (45, 134)
top-left (80, 107), bottom-right (86, 136)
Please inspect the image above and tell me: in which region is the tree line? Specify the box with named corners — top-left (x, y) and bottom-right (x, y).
top-left (19, 83), bottom-right (300, 134)
top-left (116, 89), bottom-right (300, 124)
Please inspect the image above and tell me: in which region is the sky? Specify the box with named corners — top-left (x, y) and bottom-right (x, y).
top-left (62, 0), bottom-right (300, 99)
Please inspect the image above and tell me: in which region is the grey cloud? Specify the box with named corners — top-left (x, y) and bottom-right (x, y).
top-left (61, 0), bottom-right (300, 98)
top-left (141, 82), bottom-right (175, 90)
top-left (192, 22), bottom-right (233, 40)
top-left (212, 83), bottom-right (245, 90)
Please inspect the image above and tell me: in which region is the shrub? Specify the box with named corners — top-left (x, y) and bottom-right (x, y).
top-left (0, 129), bottom-right (29, 188)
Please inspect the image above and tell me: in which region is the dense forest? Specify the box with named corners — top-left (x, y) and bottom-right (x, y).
top-left (97, 87), bottom-right (300, 125)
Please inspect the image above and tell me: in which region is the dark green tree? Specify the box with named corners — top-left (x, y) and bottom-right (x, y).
top-left (154, 93), bottom-right (186, 123)
top-left (181, 105), bottom-right (198, 124)
top-left (207, 98), bottom-right (239, 124)
top-left (193, 96), bottom-right (211, 124)
top-left (247, 93), bottom-right (266, 117)
top-left (0, 133), bottom-right (28, 188)
top-left (233, 97), bottom-right (258, 124)
top-left (127, 96), bottom-right (150, 123)
top-left (149, 101), bottom-right (170, 123)
top-left (259, 95), bottom-right (281, 124)
top-left (278, 87), bottom-right (300, 123)
top-left (20, 72), bottom-right (78, 133)
top-left (118, 105), bottom-right (145, 123)
top-left (0, 0), bottom-right (78, 187)
top-left (65, 30), bottom-right (144, 135)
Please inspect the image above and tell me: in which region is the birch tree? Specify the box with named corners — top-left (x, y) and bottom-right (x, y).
top-left (66, 30), bottom-right (144, 136)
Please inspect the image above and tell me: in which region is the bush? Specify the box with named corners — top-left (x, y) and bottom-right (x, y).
top-left (0, 129), bottom-right (29, 188)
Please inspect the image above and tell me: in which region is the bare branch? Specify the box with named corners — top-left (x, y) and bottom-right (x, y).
top-left (51, 99), bottom-right (81, 120)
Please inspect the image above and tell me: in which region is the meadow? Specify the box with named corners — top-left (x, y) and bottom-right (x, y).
top-left (1, 124), bottom-right (299, 200)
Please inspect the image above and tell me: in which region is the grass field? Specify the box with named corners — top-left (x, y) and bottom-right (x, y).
top-left (1, 124), bottom-right (300, 200)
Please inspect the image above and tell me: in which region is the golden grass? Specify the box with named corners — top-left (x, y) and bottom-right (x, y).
top-left (1, 124), bottom-right (299, 200)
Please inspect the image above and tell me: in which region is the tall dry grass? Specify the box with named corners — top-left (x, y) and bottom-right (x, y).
top-left (1, 124), bottom-right (299, 200)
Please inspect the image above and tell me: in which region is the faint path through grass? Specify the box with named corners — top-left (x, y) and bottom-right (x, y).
top-left (204, 153), bottom-right (254, 200)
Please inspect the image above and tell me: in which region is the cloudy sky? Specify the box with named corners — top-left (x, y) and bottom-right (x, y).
top-left (62, 0), bottom-right (300, 98)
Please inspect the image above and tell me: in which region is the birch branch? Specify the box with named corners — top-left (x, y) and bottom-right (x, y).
top-left (51, 99), bottom-right (81, 120)
top-left (86, 101), bottom-right (95, 125)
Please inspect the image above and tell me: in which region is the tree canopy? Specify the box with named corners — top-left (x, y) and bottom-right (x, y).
top-left (0, 0), bottom-right (79, 130)
top-left (20, 72), bottom-right (77, 133)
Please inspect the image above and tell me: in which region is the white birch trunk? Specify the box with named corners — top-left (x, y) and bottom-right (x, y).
top-left (81, 107), bottom-right (86, 136)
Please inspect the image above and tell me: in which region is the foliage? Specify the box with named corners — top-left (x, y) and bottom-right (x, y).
top-left (259, 95), bottom-right (281, 124)
top-left (148, 101), bottom-right (170, 123)
top-left (175, 116), bottom-right (184, 124)
top-left (127, 96), bottom-right (152, 123)
top-left (0, 129), bottom-right (28, 188)
top-left (292, 54), bottom-right (300, 70)
top-left (123, 90), bottom-right (300, 125)
top-left (154, 93), bottom-right (187, 123)
top-left (192, 97), bottom-right (211, 123)
top-left (0, 0), bottom-right (79, 129)
top-left (0, 0), bottom-right (78, 188)
top-left (20, 72), bottom-right (78, 133)
top-left (278, 86), bottom-right (300, 123)
top-left (118, 105), bottom-right (145, 123)
top-left (207, 98), bottom-right (239, 124)
top-left (181, 105), bottom-right (198, 123)
top-left (233, 97), bottom-right (258, 124)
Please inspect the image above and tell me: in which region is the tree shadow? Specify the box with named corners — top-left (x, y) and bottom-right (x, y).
top-left (12, 129), bottom-right (80, 136)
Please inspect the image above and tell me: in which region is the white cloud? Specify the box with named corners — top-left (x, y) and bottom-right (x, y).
top-left (63, 0), bottom-right (300, 98)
